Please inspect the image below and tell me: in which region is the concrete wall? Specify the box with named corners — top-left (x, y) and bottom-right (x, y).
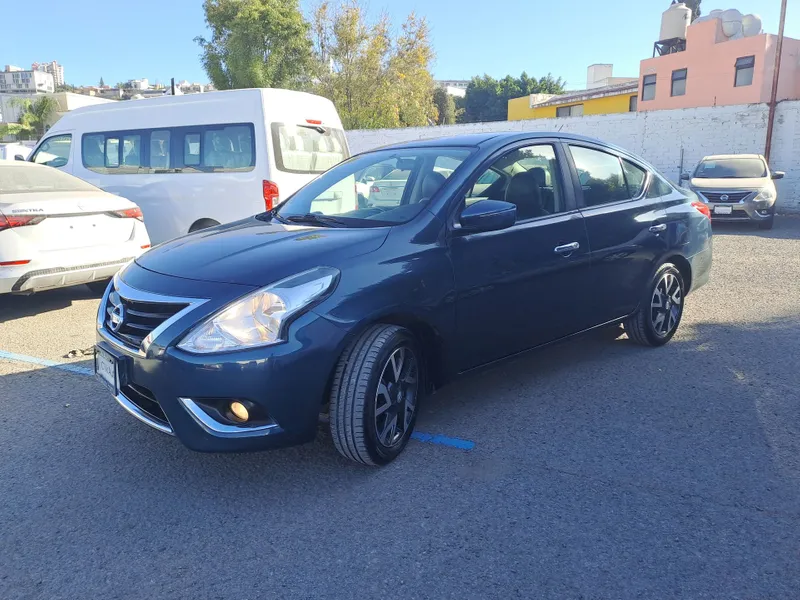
top-left (347, 101), bottom-right (800, 212)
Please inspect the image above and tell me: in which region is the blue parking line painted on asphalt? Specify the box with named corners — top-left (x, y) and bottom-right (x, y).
top-left (411, 432), bottom-right (475, 450)
top-left (0, 349), bottom-right (477, 450)
top-left (0, 350), bottom-right (94, 377)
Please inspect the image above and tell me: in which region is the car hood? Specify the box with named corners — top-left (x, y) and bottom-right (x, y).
top-left (690, 177), bottom-right (770, 190)
top-left (136, 217), bottom-right (390, 286)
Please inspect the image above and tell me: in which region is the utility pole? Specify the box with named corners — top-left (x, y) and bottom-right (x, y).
top-left (171, 77), bottom-right (176, 96)
top-left (765, 0), bottom-right (787, 163)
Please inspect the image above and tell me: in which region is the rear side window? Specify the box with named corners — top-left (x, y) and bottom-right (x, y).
top-left (30, 134), bottom-right (72, 168)
top-left (621, 159), bottom-right (647, 197)
top-left (271, 123), bottom-right (349, 174)
top-left (569, 145), bottom-right (630, 207)
top-left (81, 123), bottom-right (255, 174)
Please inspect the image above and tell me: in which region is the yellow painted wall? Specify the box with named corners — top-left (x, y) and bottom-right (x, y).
top-left (508, 93), bottom-right (638, 121)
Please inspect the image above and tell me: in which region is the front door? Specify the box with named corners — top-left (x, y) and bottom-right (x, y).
top-left (450, 142), bottom-right (592, 371)
top-left (565, 143), bottom-right (668, 324)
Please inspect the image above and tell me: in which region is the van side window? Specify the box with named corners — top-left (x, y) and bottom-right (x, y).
top-left (150, 130), bottom-right (170, 170)
top-left (81, 123), bottom-right (256, 175)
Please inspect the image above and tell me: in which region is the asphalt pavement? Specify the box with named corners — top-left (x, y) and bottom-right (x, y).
top-left (1, 217), bottom-right (799, 599)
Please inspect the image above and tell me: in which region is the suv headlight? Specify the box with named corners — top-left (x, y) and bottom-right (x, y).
top-left (178, 267), bottom-right (339, 354)
top-left (754, 187), bottom-right (776, 203)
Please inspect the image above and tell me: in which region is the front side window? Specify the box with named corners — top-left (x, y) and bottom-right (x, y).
top-left (735, 56), bottom-right (755, 87)
top-left (693, 157), bottom-right (767, 179)
top-left (273, 147), bottom-right (472, 227)
top-left (671, 68), bottom-right (687, 97)
top-left (467, 144), bottom-right (565, 220)
top-left (569, 146), bottom-right (630, 207)
top-left (271, 123), bottom-right (349, 174)
top-left (30, 134), bottom-right (71, 168)
top-left (642, 74), bottom-right (656, 101)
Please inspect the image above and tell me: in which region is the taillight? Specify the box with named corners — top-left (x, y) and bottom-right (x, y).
top-left (370, 185), bottom-right (380, 193)
top-left (691, 201), bottom-right (711, 220)
top-left (0, 213), bottom-right (45, 231)
top-left (112, 207), bottom-right (144, 221)
top-left (263, 180), bottom-right (279, 211)
top-left (0, 260), bottom-right (31, 267)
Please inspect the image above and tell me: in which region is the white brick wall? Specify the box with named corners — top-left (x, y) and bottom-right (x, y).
top-left (347, 101), bottom-right (800, 212)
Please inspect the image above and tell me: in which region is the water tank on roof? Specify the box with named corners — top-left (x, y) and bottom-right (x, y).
top-left (660, 2), bottom-right (692, 41)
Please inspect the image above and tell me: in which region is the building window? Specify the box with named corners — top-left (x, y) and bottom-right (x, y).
top-left (671, 69), bottom-right (687, 97)
top-left (556, 104), bottom-right (584, 118)
top-left (629, 95), bottom-right (638, 112)
top-left (642, 74), bottom-right (656, 101)
top-left (735, 55), bottom-right (755, 87)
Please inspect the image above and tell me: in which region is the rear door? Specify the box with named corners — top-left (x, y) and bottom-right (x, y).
top-left (565, 143), bottom-right (668, 324)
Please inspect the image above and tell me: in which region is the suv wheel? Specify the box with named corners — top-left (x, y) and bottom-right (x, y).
top-left (624, 263), bottom-right (685, 347)
top-left (330, 324), bottom-right (421, 466)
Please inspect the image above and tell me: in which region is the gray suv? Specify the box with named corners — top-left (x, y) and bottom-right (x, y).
top-left (681, 154), bottom-right (784, 230)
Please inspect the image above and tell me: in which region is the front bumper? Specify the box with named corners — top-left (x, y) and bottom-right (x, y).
top-left (96, 268), bottom-right (348, 452)
top-left (694, 190), bottom-right (775, 223)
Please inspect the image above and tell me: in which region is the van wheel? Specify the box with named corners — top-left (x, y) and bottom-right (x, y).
top-left (624, 263), bottom-right (685, 347)
top-left (189, 219), bottom-right (220, 233)
top-left (330, 325), bottom-right (421, 466)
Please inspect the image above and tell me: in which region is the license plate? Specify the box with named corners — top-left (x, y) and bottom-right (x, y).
top-left (715, 205), bottom-right (733, 215)
top-left (95, 346), bottom-right (118, 394)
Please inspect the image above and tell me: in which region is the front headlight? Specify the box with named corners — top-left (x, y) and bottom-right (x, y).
top-left (754, 187), bottom-right (776, 203)
top-left (177, 267), bottom-right (339, 354)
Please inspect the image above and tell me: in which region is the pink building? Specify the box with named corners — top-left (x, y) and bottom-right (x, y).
top-left (638, 18), bottom-right (800, 112)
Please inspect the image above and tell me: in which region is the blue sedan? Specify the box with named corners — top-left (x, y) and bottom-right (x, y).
top-left (95, 132), bottom-right (712, 465)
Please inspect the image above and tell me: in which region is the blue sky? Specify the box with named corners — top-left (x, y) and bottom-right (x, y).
top-left (1, 0), bottom-right (795, 89)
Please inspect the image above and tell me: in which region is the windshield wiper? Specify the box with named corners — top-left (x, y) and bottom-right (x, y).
top-left (282, 213), bottom-right (348, 227)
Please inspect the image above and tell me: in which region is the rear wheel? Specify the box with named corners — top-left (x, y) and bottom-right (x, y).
top-left (624, 263), bottom-right (685, 347)
top-left (329, 324), bottom-right (421, 466)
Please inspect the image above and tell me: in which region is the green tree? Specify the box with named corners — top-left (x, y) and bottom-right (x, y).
top-left (99, 76), bottom-right (105, 87)
top-left (683, 0), bottom-right (701, 21)
top-left (0, 96), bottom-right (59, 140)
top-left (195, 0), bottom-right (313, 90)
top-left (310, 1), bottom-right (437, 129)
top-left (433, 87), bottom-right (456, 125)
top-left (461, 71), bottom-right (566, 123)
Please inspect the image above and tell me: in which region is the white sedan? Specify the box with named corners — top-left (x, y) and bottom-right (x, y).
top-left (0, 161), bottom-right (151, 295)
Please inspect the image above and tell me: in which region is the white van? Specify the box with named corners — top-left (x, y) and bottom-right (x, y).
top-left (27, 89), bottom-right (349, 244)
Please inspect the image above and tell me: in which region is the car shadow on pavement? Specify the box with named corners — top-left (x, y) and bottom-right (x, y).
top-left (712, 215), bottom-right (800, 240)
top-left (0, 284), bottom-right (102, 324)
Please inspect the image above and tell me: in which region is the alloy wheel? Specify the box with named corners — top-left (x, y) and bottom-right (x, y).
top-left (650, 272), bottom-right (682, 337)
top-left (374, 346), bottom-right (419, 448)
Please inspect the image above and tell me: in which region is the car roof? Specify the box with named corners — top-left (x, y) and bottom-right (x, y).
top-left (381, 131), bottom-right (627, 153)
top-left (701, 153), bottom-right (765, 160)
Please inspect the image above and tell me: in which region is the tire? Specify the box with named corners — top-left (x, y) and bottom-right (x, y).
top-left (329, 324), bottom-right (422, 466)
top-left (624, 263), bottom-right (685, 347)
top-left (758, 215), bottom-right (774, 230)
top-left (85, 279), bottom-right (111, 296)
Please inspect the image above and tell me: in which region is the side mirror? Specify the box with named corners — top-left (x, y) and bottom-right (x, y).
top-left (772, 171), bottom-right (785, 180)
top-left (14, 154), bottom-right (26, 161)
top-left (679, 172), bottom-right (691, 181)
top-left (459, 199), bottom-right (516, 233)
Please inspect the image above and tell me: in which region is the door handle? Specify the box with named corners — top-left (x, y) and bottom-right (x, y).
top-left (554, 242), bottom-right (580, 255)
top-left (649, 223), bottom-right (667, 233)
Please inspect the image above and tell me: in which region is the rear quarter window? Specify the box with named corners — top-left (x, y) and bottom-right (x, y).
top-left (271, 123), bottom-right (349, 174)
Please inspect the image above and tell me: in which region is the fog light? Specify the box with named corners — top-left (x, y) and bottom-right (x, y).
top-left (230, 401), bottom-right (249, 422)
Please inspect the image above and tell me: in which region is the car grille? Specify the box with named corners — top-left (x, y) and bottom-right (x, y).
top-left (105, 288), bottom-right (188, 350)
top-left (701, 191), bottom-right (752, 203)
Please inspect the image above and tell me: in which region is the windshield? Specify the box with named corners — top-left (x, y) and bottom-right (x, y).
top-left (272, 147), bottom-right (473, 227)
top-left (694, 158), bottom-right (767, 179)
top-left (271, 123), bottom-right (349, 174)
top-left (0, 165), bottom-right (99, 194)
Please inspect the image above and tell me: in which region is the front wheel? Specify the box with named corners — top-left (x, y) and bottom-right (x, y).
top-left (624, 263), bottom-right (685, 347)
top-left (329, 324), bottom-right (421, 466)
